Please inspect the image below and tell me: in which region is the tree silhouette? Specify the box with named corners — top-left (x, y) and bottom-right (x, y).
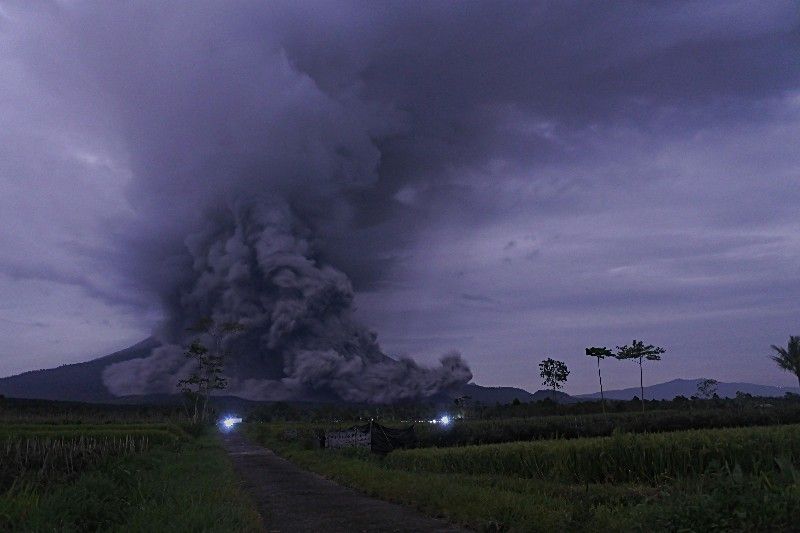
top-left (539, 358), bottom-right (570, 402)
top-left (696, 378), bottom-right (718, 400)
top-left (178, 318), bottom-right (245, 423)
top-left (615, 340), bottom-right (666, 412)
top-left (453, 395), bottom-right (471, 418)
top-left (769, 336), bottom-right (800, 389)
top-left (586, 347), bottom-right (612, 414)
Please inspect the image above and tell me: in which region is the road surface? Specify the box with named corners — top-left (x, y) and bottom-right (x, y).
top-left (221, 431), bottom-right (468, 533)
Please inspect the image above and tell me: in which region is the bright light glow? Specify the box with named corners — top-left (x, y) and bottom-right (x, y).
top-left (440, 415), bottom-right (451, 425)
top-left (221, 416), bottom-right (243, 430)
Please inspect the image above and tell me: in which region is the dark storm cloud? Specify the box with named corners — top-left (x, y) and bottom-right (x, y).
top-left (1, 1), bottom-right (798, 393)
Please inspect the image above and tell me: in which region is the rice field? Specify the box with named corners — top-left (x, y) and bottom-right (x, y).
top-left (389, 423), bottom-right (800, 483)
top-left (0, 405), bottom-right (262, 532)
top-left (249, 415), bottom-right (800, 531)
top-left (0, 424), bottom-right (183, 491)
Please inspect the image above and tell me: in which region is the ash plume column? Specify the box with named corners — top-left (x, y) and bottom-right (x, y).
top-left (20, 1), bottom-right (787, 403)
top-left (102, 201), bottom-right (472, 402)
top-left (44, 4), bottom-right (483, 402)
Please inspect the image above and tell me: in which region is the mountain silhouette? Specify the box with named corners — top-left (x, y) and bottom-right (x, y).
top-left (578, 378), bottom-right (799, 400)
top-left (2, 343), bottom-right (795, 405)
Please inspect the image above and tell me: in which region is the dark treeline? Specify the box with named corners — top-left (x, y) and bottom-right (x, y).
top-left (5, 390), bottom-right (799, 429)
top-left (417, 402), bottom-right (800, 447)
top-left (463, 392), bottom-right (798, 420)
top-left (0, 396), bottom-right (184, 424)
top-left (245, 400), bottom-right (443, 424)
top-left (244, 391), bottom-right (800, 425)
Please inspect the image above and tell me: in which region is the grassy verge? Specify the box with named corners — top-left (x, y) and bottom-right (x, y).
top-left (248, 422), bottom-right (800, 532)
top-left (252, 447), bottom-right (651, 531)
top-left (0, 435), bottom-right (263, 532)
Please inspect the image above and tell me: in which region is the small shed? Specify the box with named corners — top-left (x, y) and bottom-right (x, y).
top-left (324, 421), bottom-right (416, 454)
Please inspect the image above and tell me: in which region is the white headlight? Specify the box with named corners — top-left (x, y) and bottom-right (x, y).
top-left (221, 416), bottom-right (242, 429)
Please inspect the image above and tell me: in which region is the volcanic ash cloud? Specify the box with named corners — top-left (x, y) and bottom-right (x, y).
top-left (5, 2), bottom-right (476, 402)
top-left (102, 203), bottom-right (472, 402)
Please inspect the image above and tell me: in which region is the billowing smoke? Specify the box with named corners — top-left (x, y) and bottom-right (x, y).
top-left (103, 201), bottom-right (471, 401)
top-left (65, 3), bottom-right (481, 402)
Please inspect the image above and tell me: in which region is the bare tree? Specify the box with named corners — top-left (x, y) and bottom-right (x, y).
top-left (453, 395), bottom-right (471, 418)
top-left (696, 378), bottom-right (718, 399)
top-left (178, 318), bottom-right (245, 423)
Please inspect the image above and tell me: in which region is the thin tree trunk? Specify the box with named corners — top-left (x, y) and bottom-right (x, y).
top-left (181, 394), bottom-right (190, 419)
top-left (597, 357), bottom-right (605, 415)
top-left (639, 356), bottom-right (645, 413)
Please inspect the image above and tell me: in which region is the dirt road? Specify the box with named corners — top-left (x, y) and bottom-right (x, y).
top-left (222, 431), bottom-right (468, 533)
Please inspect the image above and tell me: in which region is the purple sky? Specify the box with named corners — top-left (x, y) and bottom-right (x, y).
top-left (1, 1), bottom-right (799, 395)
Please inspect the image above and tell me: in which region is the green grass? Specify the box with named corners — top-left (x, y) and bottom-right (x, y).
top-left (389, 423), bottom-right (800, 483)
top-left (251, 446), bottom-right (653, 531)
top-left (248, 421), bottom-right (800, 532)
top-left (0, 435), bottom-right (263, 532)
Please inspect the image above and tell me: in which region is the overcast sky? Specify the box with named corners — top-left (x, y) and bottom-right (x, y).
top-left (1, 1), bottom-right (799, 394)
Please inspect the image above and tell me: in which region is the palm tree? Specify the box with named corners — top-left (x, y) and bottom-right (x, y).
top-left (770, 336), bottom-right (800, 388)
top-left (586, 347), bottom-right (612, 414)
top-left (616, 340), bottom-right (666, 413)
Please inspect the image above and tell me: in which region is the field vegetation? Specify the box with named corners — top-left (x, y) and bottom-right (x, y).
top-left (0, 399), bottom-right (262, 532)
top-left (390, 424), bottom-right (800, 483)
top-left (248, 399), bottom-right (800, 532)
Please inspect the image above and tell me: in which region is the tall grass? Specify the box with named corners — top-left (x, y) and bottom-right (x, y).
top-left (1, 435), bottom-right (150, 487)
top-left (0, 427), bottom-right (181, 491)
top-left (388, 423), bottom-right (800, 483)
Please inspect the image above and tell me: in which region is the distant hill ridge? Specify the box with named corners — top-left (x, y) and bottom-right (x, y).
top-left (0, 339), bottom-right (563, 405)
top-left (1, 341), bottom-right (797, 404)
top-left (578, 378), bottom-right (800, 401)
top-left (459, 383), bottom-right (577, 404)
